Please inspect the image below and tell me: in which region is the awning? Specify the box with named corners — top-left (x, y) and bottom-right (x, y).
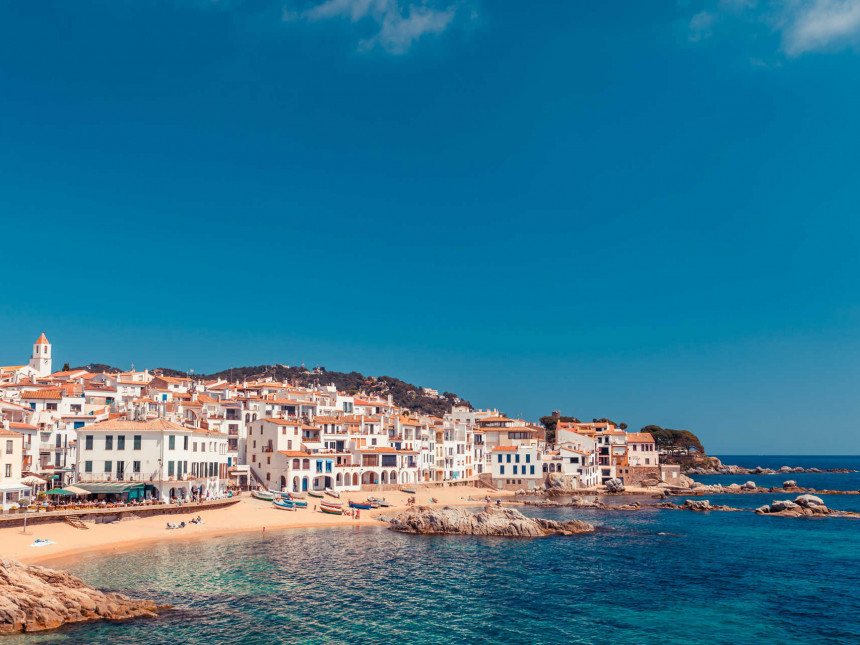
top-left (0, 482), bottom-right (30, 492)
top-left (74, 482), bottom-right (145, 494)
top-left (65, 485), bottom-right (89, 495)
top-left (21, 475), bottom-right (47, 486)
top-left (45, 488), bottom-right (75, 496)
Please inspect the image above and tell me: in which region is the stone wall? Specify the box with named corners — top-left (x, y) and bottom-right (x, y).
top-left (624, 466), bottom-right (660, 487)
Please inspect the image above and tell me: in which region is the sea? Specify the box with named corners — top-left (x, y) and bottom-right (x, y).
top-left (8, 456), bottom-right (860, 645)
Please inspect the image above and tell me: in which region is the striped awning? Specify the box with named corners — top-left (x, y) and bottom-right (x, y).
top-left (74, 482), bottom-right (145, 494)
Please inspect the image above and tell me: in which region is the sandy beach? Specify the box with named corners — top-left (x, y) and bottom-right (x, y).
top-left (1, 486), bottom-right (508, 566)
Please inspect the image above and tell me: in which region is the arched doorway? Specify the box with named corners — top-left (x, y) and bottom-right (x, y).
top-left (280, 476), bottom-right (287, 491)
top-left (352, 473), bottom-right (358, 486)
top-left (301, 476), bottom-right (308, 491)
top-left (293, 476), bottom-right (300, 493)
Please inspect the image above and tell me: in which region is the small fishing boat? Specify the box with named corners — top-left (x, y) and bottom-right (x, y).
top-left (320, 500), bottom-right (342, 510)
top-left (252, 491), bottom-right (275, 501)
top-left (349, 500), bottom-right (373, 510)
top-left (308, 490), bottom-right (324, 499)
top-left (325, 488), bottom-right (340, 499)
top-left (376, 500), bottom-right (391, 508)
top-left (289, 491), bottom-right (307, 499)
top-left (401, 488), bottom-right (416, 495)
top-left (288, 497), bottom-right (308, 508)
top-left (273, 498), bottom-right (295, 511)
top-left (320, 505), bottom-right (343, 515)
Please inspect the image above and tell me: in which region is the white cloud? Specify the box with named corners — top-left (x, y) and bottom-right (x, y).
top-left (686, 0), bottom-right (860, 57)
top-left (294, 0), bottom-right (460, 53)
top-left (689, 10), bottom-right (717, 41)
top-left (782, 0), bottom-right (860, 55)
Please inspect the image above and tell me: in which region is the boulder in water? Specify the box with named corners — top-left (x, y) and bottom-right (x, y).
top-left (386, 505), bottom-right (594, 537)
top-left (783, 480), bottom-right (797, 489)
top-left (794, 494), bottom-right (825, 508)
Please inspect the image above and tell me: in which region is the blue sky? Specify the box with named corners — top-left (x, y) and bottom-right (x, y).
top-left (1, 1), bottom-right (859, 454)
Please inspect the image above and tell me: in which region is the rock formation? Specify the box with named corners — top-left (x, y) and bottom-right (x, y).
top-left (604, 478), bottom-right (625, 493)
top-left (386, 505), bottom-right (594, 537)
top-left (544, 472), bottom-right (579, 492)
top-left (0, 558), bottom-right (161, 634)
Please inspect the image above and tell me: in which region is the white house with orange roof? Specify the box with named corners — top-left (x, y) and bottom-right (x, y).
top-left (76, 418), bottom-right (228, 502)
top-left (489, 445), bottom-right (543, 490)
top-left (28, 333), bottom-right (52, 378)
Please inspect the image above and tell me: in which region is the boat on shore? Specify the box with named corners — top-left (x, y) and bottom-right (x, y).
top-left (325, 488), bottom-right (340, 499)
top-left (349, 501), bottom-right (373, 510)
top-left (401, 488), bottom-right (417, 495)
top-left (273, 498), bottom-right (296, 511)
top-left (287, 496), bottom-right (308, 508)
top-left (320, 500), bottom-right (343, 515)
top-left (289, 491), bottom-right (307, 499)
top-left (252, 491), bottom-right (276, 501)
top-left (308, 490), bottom-right (324, 499)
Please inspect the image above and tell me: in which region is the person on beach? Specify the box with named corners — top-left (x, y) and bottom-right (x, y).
top-left (356, 509), bottom-right (360, 520)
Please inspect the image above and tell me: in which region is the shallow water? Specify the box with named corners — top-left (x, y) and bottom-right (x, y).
top-left (8, 457), bottom-right (860, 645)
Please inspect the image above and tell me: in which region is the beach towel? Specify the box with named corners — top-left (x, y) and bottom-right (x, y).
top-left (29, 539), bottom-right (55, 547)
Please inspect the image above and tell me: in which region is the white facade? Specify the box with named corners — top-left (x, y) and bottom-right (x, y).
top-left (489, 445), bottom-right (543, 490)
top-left (28, 333), bottom-right (52, 377)
top-left (76, 418), bottom-right (228, 501)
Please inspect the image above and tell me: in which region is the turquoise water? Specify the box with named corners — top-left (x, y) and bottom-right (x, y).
top-left (9, 457), bottom-right (860, 645)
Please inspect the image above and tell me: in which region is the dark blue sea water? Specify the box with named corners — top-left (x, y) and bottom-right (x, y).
top-left (9, 457), bottom-right (860, 645)
top-left (700, 455), bottom-right (860, 491)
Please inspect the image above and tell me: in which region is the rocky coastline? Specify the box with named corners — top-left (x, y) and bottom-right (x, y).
top-left (685, 464), bottom-right (856, 476)
top-left (0, 558), bottom-right (163, 634)
top-left (385, 505), bottom-right (595, 537)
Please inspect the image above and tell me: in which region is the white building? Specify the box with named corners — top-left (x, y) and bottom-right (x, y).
top-left (76, 418), bottom-right (229, 502)
top-left (28, 333), bottom-right (52, 378)
top-left (489, 445), bottom-right (543, 490)
top-left (0, 425), bottom-right (27, 510)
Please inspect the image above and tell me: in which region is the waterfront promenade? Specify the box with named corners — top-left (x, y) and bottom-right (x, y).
top-left (0, 496), bottom-right (240, 528)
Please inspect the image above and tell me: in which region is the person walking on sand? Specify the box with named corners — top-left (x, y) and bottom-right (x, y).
top-left (262, 526), bottom-right (266, 535)
top-left (356, 509), bottom-right (360, 520)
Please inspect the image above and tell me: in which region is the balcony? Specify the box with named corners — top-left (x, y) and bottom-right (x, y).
top-left (262, 446), bottom-right (274, 453)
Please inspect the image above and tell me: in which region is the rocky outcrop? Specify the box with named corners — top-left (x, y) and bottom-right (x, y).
top-left (523, 498), bottom-right (642, 511)
top-left (783, 480), bottom-right (797, 489)
top-left (686, 465), bottom-right (856, 476)
top-left (386, 505), bottom-right (595, 537)
top-left (604, 478), bottom-right (625, 493)
top-left (752, 494), bottom-right (857, 518)
top-left (0, 558), bottom-right (161, 634)
top-left (656, 500), bottom-right (744, 512)
top-left (544, 473), bottom-right (579, 492)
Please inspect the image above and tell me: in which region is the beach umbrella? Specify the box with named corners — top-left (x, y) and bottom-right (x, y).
top-left (21, 476), bottom-right (47, 487)
top-left (65, 486), bottom-right (89, 496)
top-left (45, 487), bottom-right (74, 496)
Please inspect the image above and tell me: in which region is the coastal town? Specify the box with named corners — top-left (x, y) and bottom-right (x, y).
top-left (0, 333), bottom-right (682, 510)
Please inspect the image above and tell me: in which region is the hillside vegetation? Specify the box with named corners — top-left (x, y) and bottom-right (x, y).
top-left (72, 363), bottom-right (471, 418)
